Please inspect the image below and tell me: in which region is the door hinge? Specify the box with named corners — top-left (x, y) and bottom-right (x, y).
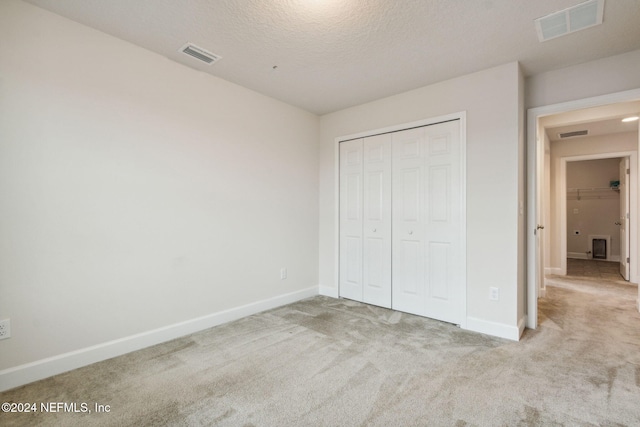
top-left (627, 257), bottom-right (630, 263)
top-left (627, 168), bottom-right (630, 174)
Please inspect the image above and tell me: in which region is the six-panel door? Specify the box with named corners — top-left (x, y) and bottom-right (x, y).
top-left (362, 134), bottom-right (392, 307)
top-left (339, 139), bottom-right (364, 302)
top-left (339, 135), bottom-right (392, 307)
top-left (339, 120), bottom-right (462, 325)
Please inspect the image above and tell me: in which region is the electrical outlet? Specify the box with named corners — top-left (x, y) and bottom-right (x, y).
top-left (0, 319), bottom-right (10, 340)
top-left (489, 287), bottom-right (500, 301)
top-left (280, 268), bottom-right (287, 280)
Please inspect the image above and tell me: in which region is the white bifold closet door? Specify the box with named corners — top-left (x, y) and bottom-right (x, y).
top-left (339, 134), bottom-right (392, 308)
top-left (392, 120), bottom-right (462, 325)
top-left (339, 119), bottom-right (462, 325)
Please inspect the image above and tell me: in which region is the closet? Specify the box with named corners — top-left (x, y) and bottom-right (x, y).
top-left (339, 119), bottom-right (464, 325)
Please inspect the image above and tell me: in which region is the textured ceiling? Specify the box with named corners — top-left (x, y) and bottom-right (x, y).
top-left (543, 101), bottom-right (640, 142)
top-left (24, 0), bottom-right (640, 115)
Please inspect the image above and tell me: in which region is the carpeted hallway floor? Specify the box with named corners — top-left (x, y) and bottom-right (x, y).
top-left (2, 275), bottom-right (639, 426)
top-left (566, 258), bottom-right (625, 281)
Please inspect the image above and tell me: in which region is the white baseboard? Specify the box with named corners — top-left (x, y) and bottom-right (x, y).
top-left (464, 316), bottom-right (521, 341)
top-left (568, 252), bottom-right (588, 260)
top-left (319, 285), bottom-right (339, 298)
top-left (0, 286), bottom-right (319, 392)
top-left (518, 316), bottom-right (526, 339)
top-left (567, 252), bottom-right (620, 262)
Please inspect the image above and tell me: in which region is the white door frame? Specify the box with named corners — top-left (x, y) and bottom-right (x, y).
top-left (527, 88), bottom-right (640, 329)
top-left (559, 152), bottom-right (637, 276)
top-left (334, 112), bottom-right (467, 328)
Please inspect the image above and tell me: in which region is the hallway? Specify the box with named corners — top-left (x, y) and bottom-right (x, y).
top-left (566, 258), bottom-right (625, 281)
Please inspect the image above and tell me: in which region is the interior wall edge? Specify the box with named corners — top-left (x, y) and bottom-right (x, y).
top-left (319, 285), bottom-right (339, 298)
top-left (0, 286), bottom-right (319, 393)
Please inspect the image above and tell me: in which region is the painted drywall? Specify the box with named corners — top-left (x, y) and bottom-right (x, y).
top-left (319, 62), bottom-right (523, 337)
top-left (566, 159), bottom-right (622, 259)
top-left (548, 132), bottom-right (638, 271)
top-left (526, 49), bottom-right (640, 109)
top-left (0, 0), bottom-right (319, 373)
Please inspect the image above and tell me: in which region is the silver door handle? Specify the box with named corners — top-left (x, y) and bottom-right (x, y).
top-left (536, 225), bottom-right (544, 230)
top-left (615, 221), bottom-right (622, 225)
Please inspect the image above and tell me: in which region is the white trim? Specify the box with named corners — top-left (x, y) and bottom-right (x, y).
top-left (458, 113), bottom-right (468, 329)
top-left (335, 112), bottom-right (465, 143)
top-left (0, 286), bottom-right (318, 392)
top-left (527, 88), bottom-right (640, 329)
top-left (559, 152), bottom-right (636, 276)
top-left (545, 267), bottom-right (562, 275)
top-left (518, 316), bottom-right (526, 339)
top-left (319, 285), bottom-right (339, 298)
top-left (567, 251), bottom-right (621, 262)
top-left (465, 316), bottom-right (521, 341)
top-left (568, 252), bottom-right (589, 260)
top-left (334, 112), bottom-right (468, 328)
top-left (333, 131), bottom-right (340, 305)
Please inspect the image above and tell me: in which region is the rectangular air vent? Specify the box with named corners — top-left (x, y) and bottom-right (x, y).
top-left (558, 130), bottom-right (589, 139)
top-left (535, 0), bottom-right (604, 42)
top-left (179, 43), bottom-right (221, 65)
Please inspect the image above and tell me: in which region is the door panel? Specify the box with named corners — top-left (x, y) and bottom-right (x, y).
top-left (363, 133), bottom-right (392, 308)
top-left (366, 171), bottom-right (383, 220)
top-left (339, 140), bottom-right (364, 301)
top-left (392, 121), bottom-right (462, 324)
top-left (429, 166), bottom-right (450, 222)
top-left (401, 169), bottom-right (421, 221)
top-left (392, 127), bottom-right (426, 315)
top-left (396, 239), bottom-right (423, 314)
top-left (364, 237), bottom-right (384, 288)
top-left (423, 121), bottom-right (461, 324)
top-left (341, 119), bottom-right (463, 325)
top-left (428, 241), bottom-right (449, 300)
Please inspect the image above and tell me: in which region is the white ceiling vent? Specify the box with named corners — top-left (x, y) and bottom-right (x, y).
top-left (535, 0), bottom-right (604, 42)
top-left (558, 130), bottom-right (589, 139)
top-left (179, 43), bottom-right (221, 65)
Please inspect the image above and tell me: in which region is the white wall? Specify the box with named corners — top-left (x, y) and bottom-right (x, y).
top-left (566, 159), bottom-right (621, 259)
top-left (548, 132), bottom-right (638, 271)
top-left (526, 49), bottom-right (640, 109)
top-left (0, 0), bottom-right (319, 382)
top-left (319, 62), bottom-right (524, 338)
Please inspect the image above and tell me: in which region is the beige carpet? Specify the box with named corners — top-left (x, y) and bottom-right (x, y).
top-left (2, 276), bottom-right (640, 426)
top-left (566, 258), bottom-right (625, 281)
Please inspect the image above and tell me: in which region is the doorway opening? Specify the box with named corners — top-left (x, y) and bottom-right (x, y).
top-left (564, 156), bottom-right (630, 281)
top-left (527, 89), bottom-right (640, 329)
